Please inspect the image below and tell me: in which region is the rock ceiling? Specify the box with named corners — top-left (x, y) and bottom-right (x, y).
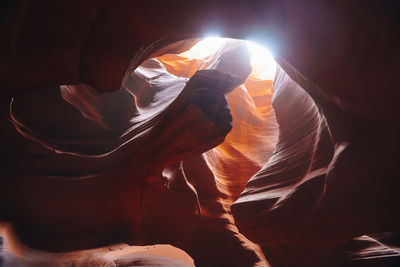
top-left (0, 1), bottom-right (399, 266)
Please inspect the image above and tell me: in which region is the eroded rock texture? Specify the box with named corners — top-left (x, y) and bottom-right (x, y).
top-left (1, 0), bottom-right (400, 266)
top-left (0, 223), bottom-right (195, 267)
top-left (232, 66), bottom-right (400, 265)
top-left (1, 39), bottom-right (271, 266)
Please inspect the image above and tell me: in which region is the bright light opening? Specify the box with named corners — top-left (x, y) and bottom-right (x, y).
top-left (246, 40), bottom-right (277, 80)
top-left (182, 36), bottom-right (225, 58)
top-left (183, 37), bottom-right (277, 81)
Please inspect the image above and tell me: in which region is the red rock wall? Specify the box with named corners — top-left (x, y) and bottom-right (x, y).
top-left (0, 1), bottom-right (399, 266)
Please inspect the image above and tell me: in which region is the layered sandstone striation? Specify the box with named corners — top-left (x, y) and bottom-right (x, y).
top-left (1, 1), bottom-right (399, 266)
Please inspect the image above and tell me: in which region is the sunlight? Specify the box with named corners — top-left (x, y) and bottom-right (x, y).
top-left (246, 40), bottom-right (275, 67)
top-left (246, 40), bottom-right (277, 80)
top-left (182, 36), bottom-right (226, 58)
top-left (183, 37), bottom-right (277, 81)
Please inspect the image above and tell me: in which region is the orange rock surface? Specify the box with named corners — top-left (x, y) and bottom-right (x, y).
top-left (1, 1), bottom-right (399, 266)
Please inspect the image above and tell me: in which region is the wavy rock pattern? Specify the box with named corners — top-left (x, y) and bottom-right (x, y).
top-left (1, 1), bottom-right (400, 266)
top-left (1, 40), bottom-right (272, 266)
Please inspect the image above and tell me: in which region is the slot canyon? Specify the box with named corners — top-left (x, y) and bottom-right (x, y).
top-left (0, 1), bottom-right (399, 266)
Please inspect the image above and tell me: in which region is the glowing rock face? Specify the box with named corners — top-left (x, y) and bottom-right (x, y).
top-left (1, 1), bottom-right (400, 266)
top-left (1, 39), bottom-right (274, 266)
top-left (0, 222), bottom-right (195, 266)
top-left (158, 39), bottom-right (278, 201)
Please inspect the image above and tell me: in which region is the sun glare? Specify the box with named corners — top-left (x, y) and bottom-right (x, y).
top-left (246, 40), bottom-right (277, 80)
top-left (184, 37), bottom-right (277, 81)
top-left (189, 36), bottom-right (225, 56)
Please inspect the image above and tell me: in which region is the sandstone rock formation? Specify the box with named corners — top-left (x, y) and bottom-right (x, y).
top-left (1, 0), bottom-right (399, 266)
top-left (0, 223), bottom-right (195, 267)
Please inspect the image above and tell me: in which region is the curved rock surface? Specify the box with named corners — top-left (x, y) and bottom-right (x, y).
top-left (0, 223), bottom-right (195, 267)
top-left (1, 1), bottom-right (400, 266)
top-left (1, 39), bottom-right (272, 266)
